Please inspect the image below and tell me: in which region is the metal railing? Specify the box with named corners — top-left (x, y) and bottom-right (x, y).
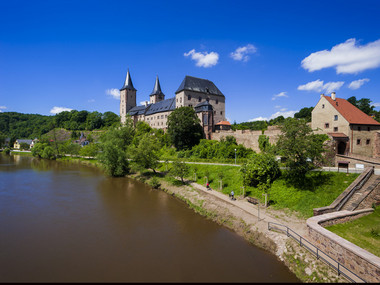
top-left (268, 222), bottom-right (366, 283)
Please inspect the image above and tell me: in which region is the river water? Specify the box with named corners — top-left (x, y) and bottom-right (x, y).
top-left (0, 154), bottom-right (299, 282)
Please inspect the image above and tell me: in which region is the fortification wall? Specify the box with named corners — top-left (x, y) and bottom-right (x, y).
top-left (211, 126), bottom-right (281, 152)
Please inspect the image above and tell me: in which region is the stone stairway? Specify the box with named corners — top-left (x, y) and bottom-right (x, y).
top-left (341, 174), bottom-right (380, 211)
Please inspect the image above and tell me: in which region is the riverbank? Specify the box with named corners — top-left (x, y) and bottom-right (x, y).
top-left (129, 170), bottom-right (347, 283)
top-left (40, 154), bottom-right (347, 282)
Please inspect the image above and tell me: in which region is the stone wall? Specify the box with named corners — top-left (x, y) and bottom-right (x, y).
top-left (211, 126), bottom-right (281, 152)
top-left (357, 182), bottom-right (380, 210)
top-left (375, 132), bottom-right (380, 158)
top-left (335, 154), bottom-right (380, 169)
top-left (307, 209), bottom-right (380, 282)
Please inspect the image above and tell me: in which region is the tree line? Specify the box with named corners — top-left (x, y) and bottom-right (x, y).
top-left (0, 110), bottom-right (120, 147)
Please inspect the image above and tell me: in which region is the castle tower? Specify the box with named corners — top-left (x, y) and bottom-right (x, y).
top-left (120, 69), bottom-right (137, 124)
top-left (149, 76), bottom-right (165, 104)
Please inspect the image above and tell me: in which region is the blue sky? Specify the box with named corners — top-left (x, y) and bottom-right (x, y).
top-left (1, 0), bottom-right (380, 123)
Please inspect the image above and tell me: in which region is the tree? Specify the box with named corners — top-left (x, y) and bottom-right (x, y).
top-left (276, 118), bottom-right (327, 184)
top-left (170, 159), bottom-right (190, 184)
top-left (240, 152), bottom-right (280, 193)
top-left (347, 96), bottom-right (375, 115)
top-left (79, 143), bottom-right (99, 157)
top-left (258, 135), bottom-right (272, 153)
top-left (19, 142), bottom-right (30, 150)
top-left (294, 107), bottom-right (313, 122)
top-left (130, 133), bottom-right (159, 173)
top-left (167, 107), bottom-right (204, 150)
top-left (97, 119), bottom-right (134, 177)
top-left (0, 131), bottom-right (6, 148)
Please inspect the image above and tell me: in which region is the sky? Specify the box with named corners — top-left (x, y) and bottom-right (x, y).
top-left (1, 0), bottom-right (380, 123)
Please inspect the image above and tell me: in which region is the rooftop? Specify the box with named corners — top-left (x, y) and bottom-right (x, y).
top-left (175, 75), bottom-right (224, 96)
top-left (323, 95), bottom-right (380, 126)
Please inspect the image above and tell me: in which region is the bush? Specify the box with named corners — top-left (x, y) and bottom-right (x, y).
top-left (149, 176), bottom-right (161, 189)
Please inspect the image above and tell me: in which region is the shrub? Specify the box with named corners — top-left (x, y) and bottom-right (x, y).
top-left (149, 176), bottom-right (161, 189)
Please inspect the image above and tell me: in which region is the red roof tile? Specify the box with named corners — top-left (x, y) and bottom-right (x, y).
top-left (324, 96), bottom-right (380, 125)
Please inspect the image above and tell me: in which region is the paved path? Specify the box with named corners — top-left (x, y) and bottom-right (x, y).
top-left (189, 179), bottom-right (309, 237)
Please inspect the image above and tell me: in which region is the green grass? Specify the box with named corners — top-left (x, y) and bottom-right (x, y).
top-left (325, 207), bottom-right (380, 257)
top-left (159, 163), bottom-right (359, 218)
top-left (11, 151), bottom-right (33, 156)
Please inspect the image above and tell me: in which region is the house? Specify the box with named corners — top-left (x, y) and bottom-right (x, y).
top-left (74, 132), bottom-right (89, 147)
top-left (120, 70), bottom-right (226, 139)
top-left (311, 92), bottom-right (380, 158)
top-left (13, 139), bottom-right (33, 150)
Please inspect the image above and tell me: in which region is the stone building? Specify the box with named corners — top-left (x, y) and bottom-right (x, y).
top-left (119, 69), bottom-right (226, 138)
top-left (311, 92), bottom-right (380, 158)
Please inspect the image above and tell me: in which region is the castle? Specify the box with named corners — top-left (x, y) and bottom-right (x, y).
top-left (119, 69), bottom-right (227, 138)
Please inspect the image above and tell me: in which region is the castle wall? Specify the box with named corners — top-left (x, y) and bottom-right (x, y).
top-left (176, 90), bottom-right (225, 124)
top-left (351, 126), bottom-right (380, 157)
top-left (211, 126), bottom-right (281, 152)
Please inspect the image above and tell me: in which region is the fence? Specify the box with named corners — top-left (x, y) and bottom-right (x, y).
top-left (267, 222), bottom-right (366, 283)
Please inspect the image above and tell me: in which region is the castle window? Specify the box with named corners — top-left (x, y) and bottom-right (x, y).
top-left (214, 111), bottom-right (216, 115)
top-left (188, 95), bottom-right (191, 100)
top-left (198, 97), bottom-right (201, 102)
top-left (216, 99), bottom-right (218, 104)
top-left (165, 115), bottom-right (167, 118)
top-left (334, 115), bottom-right (338, 121)
top-left (334, 127), bottom-right (338, 132)
top-left (161, 115), bottom-right (163, 119)
top-left (368, 127), bottom-right (371, 131)
top-left (180, 97), bottom-right (182, 103)
top-left (325, 123), bottom-right (329, 128)
top-left (357, 139), bottom-right (361, 145)
top-left (220, 111), bottom-right (223, 115)
top-left (161, 122), bottom-right (163, 125)
top-left (322, 104), bottom-right (325, 108)
top-left (206, 98), bottom-right (209, 102)
top-left (366, 139), bottom-right (371, 145)
top-left (358, 126), bottom-right (361, 131)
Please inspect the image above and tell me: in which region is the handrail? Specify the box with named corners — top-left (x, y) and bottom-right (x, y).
top-left (268, 222), bottom-right (366, 283)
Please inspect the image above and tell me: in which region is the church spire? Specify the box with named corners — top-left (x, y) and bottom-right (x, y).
top-left (120, 69), bottom-right (136, 91)
top-left (150, 75), bottom-right (164, 96)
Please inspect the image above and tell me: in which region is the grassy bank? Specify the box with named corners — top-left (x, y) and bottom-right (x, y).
top-left (325, 206), bottom-right (380, 257)
top-left (159, 163), bottom-right (359, 218)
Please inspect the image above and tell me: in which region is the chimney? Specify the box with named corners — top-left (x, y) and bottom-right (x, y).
top-left (320, 93), bottom-right (325, 98)
top-left (331, 92), bottom-right (336, 100)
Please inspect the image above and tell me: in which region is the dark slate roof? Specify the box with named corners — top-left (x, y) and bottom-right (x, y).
top-left (120, 69), bottom-right (137, 91)
top-left (195, 101), bottom-right (213, 112)
top-left (128, 104), bottom-right (150, 116)
top-left (16, 139), bottom-right (33, 145)
top-left (145, 98), bottom-right (175, 115)
top-left (150, 76), bottom-right (165, 97)
top-left (175, 75), bottom-right (224, 96)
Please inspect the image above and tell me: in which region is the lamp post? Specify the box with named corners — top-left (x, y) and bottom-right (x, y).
top-left (234, 148), bottom-right (237, 165)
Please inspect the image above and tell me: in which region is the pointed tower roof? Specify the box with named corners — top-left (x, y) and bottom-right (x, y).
top-left (120, 69), bottom-right (136, 91)
top-left (150, 76), bottom-right (165, 97)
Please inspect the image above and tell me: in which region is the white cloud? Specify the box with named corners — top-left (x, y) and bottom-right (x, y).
top-left (106, 88), bottom-right (120, 99)
top-left (297, 79), bottom-right (344, 93)
top-left (280, 108), bottom-right (288, 112)
top-left (87, 99), bottom-right (95, 103)
top-left (275, 105), bottom-right (281, 109)
top-left (272, 92), bottom-right (288, 101)
top-left (372, 102), bottom-right (380, 108)
top-left (0, 106), bottom-right (6, 112)
top-left (230, 44), bottom-right (257, 62)
top-left (348, 78), bottom-right (370, 90)
top-left (249, 110), bottom-right (298, 122)
top-left (50, 106), bottom-right (73, 114)
top-left (184, 49), bottom-right (219, 68)
top-left (301, 38), bottom-right (380, 74)
top-left (140, 101), bottom-right (149, 106)
top-left (323, 81), bottom-right (345, 94)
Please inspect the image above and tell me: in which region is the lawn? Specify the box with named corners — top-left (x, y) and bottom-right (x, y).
top-left (325, 207), bottom-right (380, 257)
top-left (160, 163), bottom-right (359, 218)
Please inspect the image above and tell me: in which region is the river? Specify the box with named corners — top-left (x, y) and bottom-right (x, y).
top-left (0, 154), bottom-right (299, 282)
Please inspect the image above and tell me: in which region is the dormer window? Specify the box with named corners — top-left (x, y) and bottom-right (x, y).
top-left (206, 87), bottom-right (209, 93)
top-left (198, 97), bottom-right (201, 102)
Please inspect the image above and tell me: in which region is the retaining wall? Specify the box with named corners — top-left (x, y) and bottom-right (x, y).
top-left (307, 209), bottom-right (380, 282)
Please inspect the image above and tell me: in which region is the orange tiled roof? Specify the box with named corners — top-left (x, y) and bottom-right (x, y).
top-left (324, 96), bottom-right (380, 125)
top-left (216, 121), bottom-right (231, 126)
